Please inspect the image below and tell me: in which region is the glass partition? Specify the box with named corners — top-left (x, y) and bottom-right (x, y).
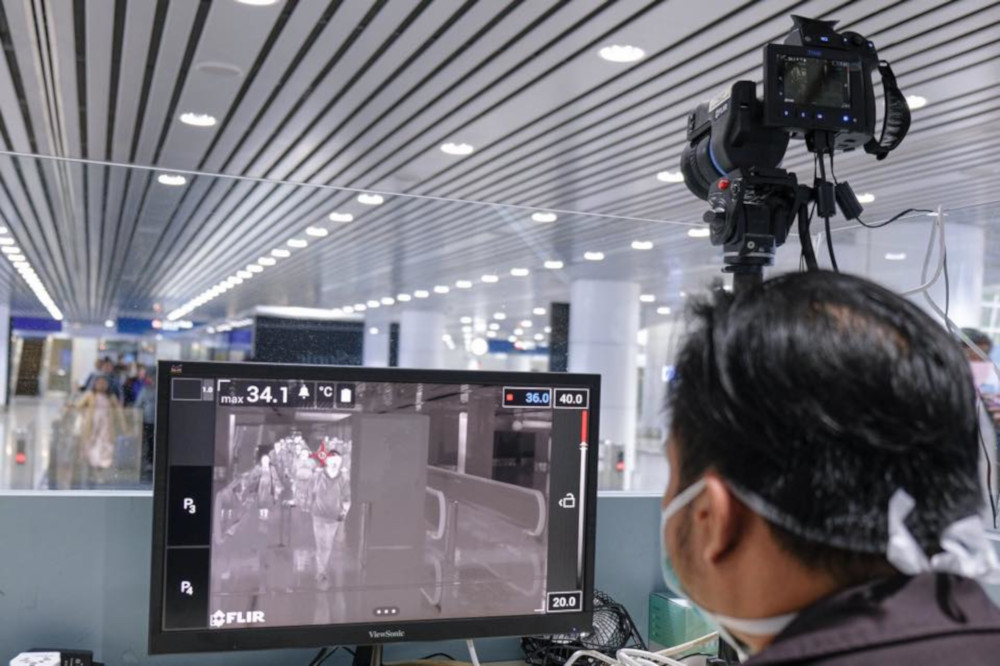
top-left (0, 152), bottom-right (996, 498)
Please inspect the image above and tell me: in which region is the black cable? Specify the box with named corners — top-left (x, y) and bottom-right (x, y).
top-left (309, 648), bottom-right (330, 666)
top-left (315, 647), bottom-right (340, 666)
top-left (344, 648), bottom-right (356, 657)
top-left (817, 152), bottom-right (839, 272)
top-left (418, 654), bottom-right (457, 661)
top-left (679, 654), bottom-right (716, 662)
top-left (829, 151), bottom-right (933, 227)
top-left (978, 411), bottom-right (998, 529)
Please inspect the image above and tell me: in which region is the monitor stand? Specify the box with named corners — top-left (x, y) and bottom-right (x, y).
top-left (352, 645), bottom-right (383, 666)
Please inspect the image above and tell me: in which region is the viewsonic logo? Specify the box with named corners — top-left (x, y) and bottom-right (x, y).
top-left (368, 629), bottom-right (405, 640)
top-left (210, 609), bottom-right (266, 628)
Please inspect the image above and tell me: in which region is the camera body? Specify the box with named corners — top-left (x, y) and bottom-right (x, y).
top-left (761, 16), bottom-right (880, 151)
top-left (679, 15), bottom-right (909, 289)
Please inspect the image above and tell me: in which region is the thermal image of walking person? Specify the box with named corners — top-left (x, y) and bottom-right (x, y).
top-left (248, 446), bottom-right (282, 522)
top-left (307, 442), bottom-right (351, 592)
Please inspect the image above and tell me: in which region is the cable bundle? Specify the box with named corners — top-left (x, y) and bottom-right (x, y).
top-left (521, 590), bottom-right (647, 666)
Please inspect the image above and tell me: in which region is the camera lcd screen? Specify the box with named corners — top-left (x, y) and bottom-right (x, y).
top-left (778, 54), bottom-right (851, 108)
top-left (150, 362), bottom-right (598, 652)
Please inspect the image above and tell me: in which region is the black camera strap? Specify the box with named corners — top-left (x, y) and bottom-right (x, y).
top-left (864, 61), bottom-right (911, 161)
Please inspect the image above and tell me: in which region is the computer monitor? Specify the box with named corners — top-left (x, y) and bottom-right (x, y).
top-left (149, 361), bottom-right (600, 654)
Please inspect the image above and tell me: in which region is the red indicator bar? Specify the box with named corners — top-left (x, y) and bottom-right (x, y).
top-left (580, 411), bottom-right (588, 446)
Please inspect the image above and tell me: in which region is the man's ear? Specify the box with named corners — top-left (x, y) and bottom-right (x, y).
top-left (700, 474), bottom-right (748, 564)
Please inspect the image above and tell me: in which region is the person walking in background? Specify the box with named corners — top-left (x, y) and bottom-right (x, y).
top-left (307, 447), bottom-right (351, 591)
top-left (124, 363), bottom-right (152, 407)
top-left (75, 376), bottom-right (126, 487)
top-left (247, 446), bottom-right (282, 522)
top-left (134, 366), bottom-right (157, 483)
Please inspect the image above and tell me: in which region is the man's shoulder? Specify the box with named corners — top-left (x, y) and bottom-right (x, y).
top-left (749, 574), bottom-right (1000, 665)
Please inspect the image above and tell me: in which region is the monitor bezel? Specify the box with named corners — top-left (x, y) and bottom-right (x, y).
top-left (149, 360), bottom-right (601, 654)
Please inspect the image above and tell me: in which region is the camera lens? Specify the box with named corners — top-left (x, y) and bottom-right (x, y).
top-left (681, 134), bottom-right (727, 201)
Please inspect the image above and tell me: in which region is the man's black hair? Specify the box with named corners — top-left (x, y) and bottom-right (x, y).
top-left (961, 327), bottom-right (993, 354)
top-left (668, 271), bottom-right (981, 581)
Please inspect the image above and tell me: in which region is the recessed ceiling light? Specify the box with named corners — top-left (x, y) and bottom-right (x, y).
top-left (157, 174), bottom-right (187, 186)
top-left (544, 260), bottom-right (564, 270)
top-left (8, 254), bottom-right (25, 262)
top-left (237, 270), bottom-right (252, 279)
top-left (441, 142), bottom-right (475, 156)
top-left (460, 316), bottom-right (473, 324)
top-left (397, 293), bottom-right (412, 302)
top-left (0, 227), bottom-right (7, 234)
top-left (489, 323), bottom-right (500, 331)
top-left (688, 227), bottom-right (711, 238)
top-left (657, 170), bottom-right (685, 184)
top-left (906, 95), bottom-right (928, 110)
top-left (368, 326), bottom-right (379, 335)
top-left (434, 285), bottom-right (450, 294)
top-left (357, 193), bottom-right (384, 206)
top-left (493, 312), bottom-right (507, 321)
top-left (287, 238), bottom-right (308, 248)
top-left (486, 331), bottom-right (497, 338)
top-left (533, 307), bottom-right (546, 316)
top-left (306, 226), bottom-right (329, 237)
top-left (514, 328), bottom-right (524, 335)
top-left (343, 306), bottom-right (355, 314)
top-left (258, 256), bottom-right (277, 266)
top-left (1, 246), bottom-right (20, 254)
top-left (657, 306), bottom-right (672, 315)
top-left (328, 212), bottom-right (354, 223)
top-left (367, 300), bottom-right (381, 308)
top-left (507, 335), bottom-right (518, 343)
top-left (481, 274), bottom-right (499, 283)
top-left (271, 248), bottom-right (291, 258)
top-left (520, 320), bottom-right (533, 328)
top-left (640, 294), bottom-right (656, 303)
top-left (414, 290), bottom-right (430, 299)
top-left (631, 240), bottom-right (654, 250)
top-left (544, 326), bottom-right (552, 334)
top-left (354, 304), bottom-right (367, 312)
top-left (12, 261), bottom-right (28, 269)
top-left (462, 325), bottom-right (473, 334)
top-left (510, 268), bottom-right (530, 277)
top-left (235, 0), bottom-right (280, 5)
top-left (598, 44), bottom-right (645, 63)
top-left (179, 112), bottom-right (217, 127)
top-left (857, 193), bottom-right (876, 204)
top-left (247, 264), bottom-right (264, 273)
top-left (534, 333), bottom-right (544, 341)
top-left (455, 280), bottom-right (473, 289)
top-left (531, 212), bottom-right (558, 223)
top-left (584, 251), bottom-right (604, 261)
top-left (885, 252), bottom-right (907, 261)
top-left (0, 238), bottom-right (12, 246)
top-left (104, 319), bottom-right (115, 328)
top-left (381, 297), bottom-right (395, 305)
top-left (230, 276), bottom-right (244, 285)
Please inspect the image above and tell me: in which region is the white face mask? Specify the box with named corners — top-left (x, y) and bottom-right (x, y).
top-left (660, 477), bottom-right (799, 661)
top-left (970, 360), bottom-right (998, 391)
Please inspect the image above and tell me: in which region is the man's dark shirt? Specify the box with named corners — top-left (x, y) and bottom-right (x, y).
top-left (748, 574), bottom-right (1000, 665)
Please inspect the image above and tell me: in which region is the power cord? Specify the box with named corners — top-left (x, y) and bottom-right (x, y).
top-left (817, 152), bottom-right (839, 272)
top-left (308, 647), bottom-right (340, 666)
top-left (418, 654), bottom-right (457, 661)
top-left (828, 152), bottom-right (932, 228)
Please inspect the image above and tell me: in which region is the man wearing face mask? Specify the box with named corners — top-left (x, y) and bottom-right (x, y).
top-left (661, 271), bottom-right (1000, 665)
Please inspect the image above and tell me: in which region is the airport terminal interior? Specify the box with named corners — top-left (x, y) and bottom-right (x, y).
top-left (1, 0), bottom-right (1000, 664)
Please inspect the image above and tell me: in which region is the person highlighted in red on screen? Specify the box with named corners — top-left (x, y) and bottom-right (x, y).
top-left (307, 441), bottom-right (351, 591)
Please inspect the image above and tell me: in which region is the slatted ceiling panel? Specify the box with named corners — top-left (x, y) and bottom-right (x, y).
top-left (0, 0), bottom-right (996, 322)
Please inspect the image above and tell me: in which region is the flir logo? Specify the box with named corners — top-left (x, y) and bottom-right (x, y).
top-left (210, 610), bottom-right (266, 628)
top-left (368, 629), bottom-right (405, 640)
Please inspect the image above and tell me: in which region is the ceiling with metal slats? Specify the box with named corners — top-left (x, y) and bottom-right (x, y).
top-left (0, 0), bottom-right (997, 329)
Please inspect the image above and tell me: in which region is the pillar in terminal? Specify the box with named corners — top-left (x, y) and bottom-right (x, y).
top-left (363, 313), bottom-right (391, 367)
top-left (398, 309), bottom-right (446, 369)
top-left (568, 280), bottom-right (640, 490)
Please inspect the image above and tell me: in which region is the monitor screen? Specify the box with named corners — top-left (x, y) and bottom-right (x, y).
top-left (777, 54), bottom-right (851, 108)
top-left (149, 361), bottom-right (600, 654)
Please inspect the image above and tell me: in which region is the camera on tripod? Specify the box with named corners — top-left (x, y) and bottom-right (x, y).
top-left (680, 16), bottom-right (911, 290)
